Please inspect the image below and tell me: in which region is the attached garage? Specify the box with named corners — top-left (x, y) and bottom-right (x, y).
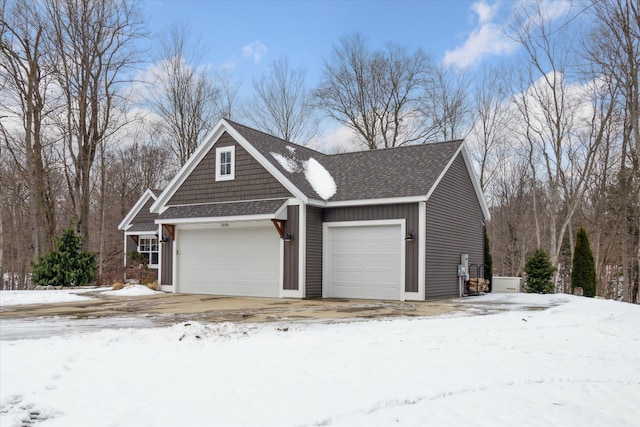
top-left (323, 220), bottom-right (405, 300)
top-left (175, 223), bottom-right (281, 297)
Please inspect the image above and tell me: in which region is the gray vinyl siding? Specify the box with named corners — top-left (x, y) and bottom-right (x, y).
top-left (160, 238), bottom-right (173, 286)
top-left (168, 132), bottom-right (292, 205)
top-left (323, 204), bottom-right (420, 293)
top-left (305, 206), bottom-right (323, 298)
top-left (125, 235), bottom-right (137, 255)
top-left (426, 154), bottom-right (484, 299)
top-left (283, 206), bottom-right (299, 290)
top-left (131, 198), bottom-right (157, 224)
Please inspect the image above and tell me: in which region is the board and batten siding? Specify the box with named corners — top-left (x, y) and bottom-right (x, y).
top-left (305, 206), bottom-right (323, 298)
top-left (283, 206), bottom-right (299, 290)
top-left (125, 235), bottom-right (137, 254)
top-left (323, 204), bottom-right (420, 293)
top-left (160, 237), bottom-right (173, 286)
top-left (130, 198), bottom-right (157, 224)
top-left (168, 132), bottom-right (291, 206)
top-left (426, 154), bottom-right (484, 299)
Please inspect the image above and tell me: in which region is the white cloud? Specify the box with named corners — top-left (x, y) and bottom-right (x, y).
top-left (471, 1), bottom-right (498, 24)
top-left (444, 1), bottom-right (517, 69)
top-left (309, 124), bottom-right (362, 154)
top-left (242, 41), bottom-right (267, 63)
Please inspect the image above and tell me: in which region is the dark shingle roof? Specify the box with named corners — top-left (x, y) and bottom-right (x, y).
top-left (126, 222), bottom-right (158, 233)
top-left (158, 199), bottom-right (288, 221)
top-left (227, 120), bottom-right (462, 202)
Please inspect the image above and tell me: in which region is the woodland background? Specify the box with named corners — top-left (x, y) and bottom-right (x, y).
top-left (1, 0), bottom-right (638, 302)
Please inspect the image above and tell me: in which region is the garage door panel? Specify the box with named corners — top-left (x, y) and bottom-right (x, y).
top-left (177, 225), bottom-right (280, 297)
top-left (326, 224), bottom-right (402, 300)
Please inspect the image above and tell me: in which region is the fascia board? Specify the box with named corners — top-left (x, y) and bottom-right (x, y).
top-left (118, 189), bottom-right (157, 230)
top-left (459, 142), bottom-right (491, 220)
top-left (155, 213), bottom-right (279, 225)
top-left (149, 120), bottom-right (229, 214)
top-left (308, 196), bottom-right (427, 208)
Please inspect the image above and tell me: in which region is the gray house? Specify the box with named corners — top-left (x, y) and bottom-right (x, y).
top-left (120, 119), bottom-right (490, 300)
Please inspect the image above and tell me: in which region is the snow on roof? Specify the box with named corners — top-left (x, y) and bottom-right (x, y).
top-left (270, 152), bottom-right (300, 173)
top-left (305, 158), bottom-right (336, 200)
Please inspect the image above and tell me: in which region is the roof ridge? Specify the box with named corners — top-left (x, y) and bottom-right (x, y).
top-left (224, 119), bottom-right (327, 157)
top-left (323, 139), bottom-right (464, 157)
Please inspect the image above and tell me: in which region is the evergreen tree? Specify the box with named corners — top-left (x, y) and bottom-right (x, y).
top-left (484, 226), bottom-right (493, 285)
top-left (524, 248), bottom-right (556, 294)
top-left (571, 227), bottom-right (597, 297)
top-left (31, 228), bottom-right (97, 287)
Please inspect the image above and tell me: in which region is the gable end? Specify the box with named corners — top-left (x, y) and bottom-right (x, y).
top-left (167, 132), bottom-right (292, 206)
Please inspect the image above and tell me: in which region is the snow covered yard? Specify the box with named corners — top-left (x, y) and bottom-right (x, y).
top-left (1, 294), bottom-right (639, 427)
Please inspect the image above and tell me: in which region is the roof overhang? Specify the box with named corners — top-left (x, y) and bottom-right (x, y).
top-left (155, 199), bottom-right (289, 225)
top-left (118, 189), bottom-right (159, 231)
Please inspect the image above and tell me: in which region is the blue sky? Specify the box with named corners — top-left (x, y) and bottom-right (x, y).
top-left (140, 0), bottom-right (519, 92)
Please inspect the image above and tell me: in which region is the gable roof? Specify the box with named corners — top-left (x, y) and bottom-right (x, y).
top-left (118, 188), bottom-right (160, 231)
top-left (150, 119), bottom-right (490, 220)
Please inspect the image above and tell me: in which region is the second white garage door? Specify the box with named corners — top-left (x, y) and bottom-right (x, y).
top-left (324, 223), bottom-right (403, 300)
top-left (176, 224), bottom-right (280, 297)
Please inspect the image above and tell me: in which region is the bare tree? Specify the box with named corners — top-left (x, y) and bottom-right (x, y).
top-left (149, 23), bottom-right (221, 166)
top-left (510, 1), bottom-right (603, 287)
top-left (588, 0), bottom-right (640, 302)
top-left (0, 0), bottom-right (56, 258)
top-left (420, 64), bottom-right (472, 142)
top-left (467, 65), bottom-right (511, 194)
top-left (315, 33), bottom-right (432, 150)
top-left (247, 56), bottom-right (317, 144)
top-left (45, 0), bottom-right (143, 247)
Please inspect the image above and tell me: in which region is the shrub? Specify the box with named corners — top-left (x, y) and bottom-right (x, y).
top-left (571, 227), bottom-right (597, 297)
top-left (112, 282), bottom-right (125, 290)
top-left (484, 226), bottom-right (493, 284)
top-left (524, 248), bottom-right (556, 294)
top-left (31, 228), bottom-right (97, 287)
top-left (145, 280), bottom-right (159, 291)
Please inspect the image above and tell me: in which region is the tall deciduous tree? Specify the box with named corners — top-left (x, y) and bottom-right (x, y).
top-left (149, 23), bottom-right (221, 166)
top-left (511, 0), bottom-right (604, 284)
top-left (45, 0), bottom-right (143, 247)
top-left (248, 56), bottom-right (317, 145)
top-left (0, 0), bottom-right (56, 258)
top-left (315, 33), bottom-right (432, 149)
top-left (588, 0), bottom-right (639, 303)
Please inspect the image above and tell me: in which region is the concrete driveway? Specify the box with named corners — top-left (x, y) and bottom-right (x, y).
top-left (0, 289), bottom-right (464, 324)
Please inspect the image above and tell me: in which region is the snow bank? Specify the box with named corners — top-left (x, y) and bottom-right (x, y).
top-left (101, 284), bottom-right (162, 296)
top-left (0, 289), bottom-right (95, 307)
top-left (1, 294), bottom-right (638, 427)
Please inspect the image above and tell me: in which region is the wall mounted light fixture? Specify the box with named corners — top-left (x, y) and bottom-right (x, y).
top-left (283, 232), bottom-right (294, 242)
top-left (405, 231), bottom-right (415, 242)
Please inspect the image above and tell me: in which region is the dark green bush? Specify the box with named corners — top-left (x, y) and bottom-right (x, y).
top-left (31, 228), bottom-right (97, 287)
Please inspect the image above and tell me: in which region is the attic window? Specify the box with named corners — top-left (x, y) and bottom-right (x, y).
top-left (215, 146), bottom-right (235, 181)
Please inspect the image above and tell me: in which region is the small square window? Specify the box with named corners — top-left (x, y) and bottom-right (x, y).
top-left (215, 146), bottom-right (235, 181)
top-left (138, 237), bottom-right (159, 268)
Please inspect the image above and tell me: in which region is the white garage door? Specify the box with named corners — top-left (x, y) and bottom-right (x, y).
top-left (325, 223), bottom-right (402, 300)
top-left (176, 224), bottom-right (280, 297)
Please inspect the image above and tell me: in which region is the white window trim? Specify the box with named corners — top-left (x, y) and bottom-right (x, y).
top-left (215, 146), bottom-right (235, 181)
top-left (138, 236), bottom-right (159, 269)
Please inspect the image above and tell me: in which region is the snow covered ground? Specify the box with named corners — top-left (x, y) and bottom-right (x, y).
top-left (0, 288), bottom-right (97, 306)
top-left (1, 293), bottom-right (639, 426)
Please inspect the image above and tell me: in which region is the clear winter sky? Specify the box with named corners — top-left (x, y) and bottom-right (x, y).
top-left (140, 0), bottom-right (522, 92)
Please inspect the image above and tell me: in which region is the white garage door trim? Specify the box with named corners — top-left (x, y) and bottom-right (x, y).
top-left (323, 219), bottom-right (406, 301)
top-left (173, 221), bottom-right (282, 297)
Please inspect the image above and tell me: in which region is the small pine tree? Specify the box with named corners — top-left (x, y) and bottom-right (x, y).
top-left (571, 227), bottom-right (597, 297)
top-left (31, 228), bottom-right (97, 287)
top-left (524, 248), bottom-right (556, 294)
top-left (483, 226), bottom-right (493, 284)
